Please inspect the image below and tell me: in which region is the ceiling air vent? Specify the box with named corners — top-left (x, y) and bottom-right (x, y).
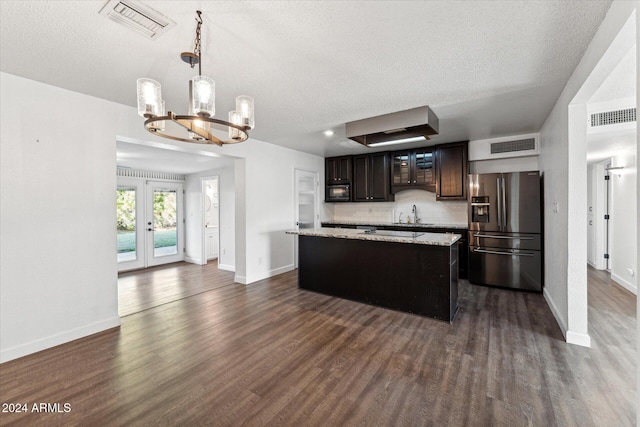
top-left (590, 108), bottom-right (636, 127)
top-left (99, 0), bottom-right (175, 39)
top-left (490, 138), bottom-right (536, 155)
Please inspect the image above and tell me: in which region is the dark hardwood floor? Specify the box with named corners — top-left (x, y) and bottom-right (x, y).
top-left (118, 261), bottom-right (235, 316)
top-left (1, 264), bottom-right (635, 426)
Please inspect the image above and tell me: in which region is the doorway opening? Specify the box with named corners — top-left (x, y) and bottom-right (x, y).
top-left (293, 169), bottom-right (319, 268)
top-left (202, 176), bottom-right (220, 263)
top-left (117, 175), bottom-right (185, 272)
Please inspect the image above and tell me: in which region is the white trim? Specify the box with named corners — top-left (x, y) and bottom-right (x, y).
top-left (238, 264), bottom-right (296, 285)
top-left (0, 317), bottom-right (121, 364)
top-left (184, 255), bottom-right (204, 265)
top-left (218, 263), bottom-right (235, 272)
top-left (611, 272), bottom-right (637, 295)
top-left (544, 288), bottom-right (567, 339)
top-left (566, 330), bottom-right (592, 348)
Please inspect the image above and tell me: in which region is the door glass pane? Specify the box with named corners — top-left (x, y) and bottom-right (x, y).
top-left (117, 187), bottom-right (137, 263)
top-left (298, 175), bottom-right (315, 229)
top-left (153, 189), bottom-right (178, 257)
top-left (393, 153), bottom-right (410, 184)
top-left (415, 151), bottom-right (433, 184)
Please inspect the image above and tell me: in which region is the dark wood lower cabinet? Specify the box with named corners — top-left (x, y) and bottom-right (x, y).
top-left (298, 235), bottom-right (458, 322)
top-left (320, 223), bottom-right (468, 279)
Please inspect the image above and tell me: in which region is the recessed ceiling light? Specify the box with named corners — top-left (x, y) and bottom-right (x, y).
top-left (323, 130), bottom-right (335, 137)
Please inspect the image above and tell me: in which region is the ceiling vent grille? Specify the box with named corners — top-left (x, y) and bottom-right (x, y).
top-left (590, 108), bottom-right (636, 127)
top-left (99, 0), bottom-right (175, 39)
top-left (490, 138), bottom-right (536, 155)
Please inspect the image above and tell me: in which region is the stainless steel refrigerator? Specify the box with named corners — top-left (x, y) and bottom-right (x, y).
top-left (468, 171), bottom-right (543, 291)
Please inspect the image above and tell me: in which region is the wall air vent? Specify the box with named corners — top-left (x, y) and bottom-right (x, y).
top-left (99, 0), bottom-right (175, 39)
top-left (590, 108), bottom-right (636, 127)
top-left (490, 138), bottom-right (536, 155)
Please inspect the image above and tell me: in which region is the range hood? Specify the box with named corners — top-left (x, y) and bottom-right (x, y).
top-left (345, 106), bottom-right (439, 147)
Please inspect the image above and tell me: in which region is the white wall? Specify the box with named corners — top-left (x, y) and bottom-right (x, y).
top-left (538, 1), bottom-right (637, 347)
top-left (610, 151), bottom-right (637, 293)
top-left (333, 190), bottom-right (467, 225)
top-left (0, 72), bottom-right (147, 362)
top-left (469, 156), bottom-right (539, 174)
top-left (0, 71), bottom-right (327, 362)
top-left (184, 167), bottom-right (236, 270)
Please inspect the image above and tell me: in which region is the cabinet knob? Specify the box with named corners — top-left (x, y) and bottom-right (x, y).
top-left (414, 180), bottom-right (416, 183)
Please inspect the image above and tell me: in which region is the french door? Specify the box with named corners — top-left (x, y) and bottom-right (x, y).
top-left (117, 179), bottom-right (184, 271)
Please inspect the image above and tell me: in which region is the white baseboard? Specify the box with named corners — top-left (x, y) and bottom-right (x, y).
top-left (246, 264), bottom-right (295, 284)
top-left (184, 256), bottom-right (204, 265)
top-left (218, 263), bottom-right (235, 272)
top-left (566, 330), bottom-right (592, 348)
top-left (0, 316), bottom-right (121, 364)
top-left (235, 264), bottom-right (296, 285)
top-left (543, 288), bottom-right (567, 339)
top-left (611, 273), bottom-right (637, 295)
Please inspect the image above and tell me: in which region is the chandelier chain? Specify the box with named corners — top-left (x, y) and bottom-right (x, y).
top-left (192, 10), bottom-right (203, 71)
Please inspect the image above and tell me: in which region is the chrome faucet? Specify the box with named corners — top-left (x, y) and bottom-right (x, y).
top-left (412, 205), bottom-right (419, 223)
top-left (397, 211), bottom-right (404, 223)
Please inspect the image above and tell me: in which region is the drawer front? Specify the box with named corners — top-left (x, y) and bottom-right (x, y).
top-left (468, 246), bottom-right (542, 291)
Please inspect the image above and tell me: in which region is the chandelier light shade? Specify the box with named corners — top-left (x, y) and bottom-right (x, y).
top-left (236, 95), bottom-right (255, 129)
top-left (136, 10), bottom-right (253, 146)
top-left (192, 76), bottom-right (215, 117)
top-left (229, 111), bottom-right (241, 140)
top-left (137, 78), bottom-right (162, 117)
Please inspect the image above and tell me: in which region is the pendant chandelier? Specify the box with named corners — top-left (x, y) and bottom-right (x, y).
top-left (136, 11), bottom-right (254, 146)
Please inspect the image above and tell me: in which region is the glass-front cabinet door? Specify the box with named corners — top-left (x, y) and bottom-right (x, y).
top-left (414, 149), bottom-right (434, 185)
top-left (391, 151), bottom-right (411, 186)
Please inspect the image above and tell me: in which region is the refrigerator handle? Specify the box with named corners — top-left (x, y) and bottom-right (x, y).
top-left (496, 177), bottom-right (502, 229)
top-left (501, 176), bottom-right (507, 229)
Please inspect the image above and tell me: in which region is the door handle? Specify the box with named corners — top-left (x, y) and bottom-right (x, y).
top-left (501, 177), bottom-right (507, 228)
top-left (474, 248), bottom-right (535, 257)
top-left (473, 234), bottom-right (534, 240)
top-left (496, 178), bottom-right (502, 228)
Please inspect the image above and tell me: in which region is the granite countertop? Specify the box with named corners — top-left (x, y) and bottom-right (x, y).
top-left (286, 228), bottom-right (461, 246)
top-left (320, 220), bottom-right (468, 230)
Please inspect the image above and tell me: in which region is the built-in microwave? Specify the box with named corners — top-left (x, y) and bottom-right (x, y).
top-left (327, 184), bottom-right (350, 201)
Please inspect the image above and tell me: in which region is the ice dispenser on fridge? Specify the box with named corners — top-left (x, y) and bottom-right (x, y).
top-left (470, 196), bottom-right (490, 223)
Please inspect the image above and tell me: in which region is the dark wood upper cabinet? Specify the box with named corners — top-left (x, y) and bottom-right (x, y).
top-left (435, 142), bottom-right (468, 200)
top-left (325, 156), bottom-right (352, 183)
top-left (391, 148), bottom-right (435, 193)
top-left (353, 152), bottom-right (393, 202)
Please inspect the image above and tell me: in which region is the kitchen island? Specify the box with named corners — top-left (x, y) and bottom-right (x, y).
top-left (286, 228), bottom-right (461, 322)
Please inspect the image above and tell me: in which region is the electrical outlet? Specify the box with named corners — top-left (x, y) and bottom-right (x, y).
top-left (552, 202), bottom-right (559, 213)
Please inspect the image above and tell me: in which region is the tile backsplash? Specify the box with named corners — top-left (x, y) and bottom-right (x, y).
top-left (332, 189), bottom-right (468, 225)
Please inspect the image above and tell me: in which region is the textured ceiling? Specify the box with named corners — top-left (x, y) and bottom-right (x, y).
top-left (1, 0), bottom-right (613, 159)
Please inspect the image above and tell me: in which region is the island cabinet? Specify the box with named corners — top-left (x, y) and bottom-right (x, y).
top-left (325, 156), bottom-right (352, 183)
top-left (293, 230), bottom-right (459, 322)
top-left (379, 225), bottom-right (468, 280)
top-left (353, 152), bottom-right (393, 202)
top-left (435, 142), bottom-right (468, 200)
top-left (390, 148), bottom-right (435, 193)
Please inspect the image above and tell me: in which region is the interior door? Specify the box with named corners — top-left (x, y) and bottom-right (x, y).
top-left (146, 181), bottom-right (184, 267)
top-left (294, 169), bottom-right (318, 268)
